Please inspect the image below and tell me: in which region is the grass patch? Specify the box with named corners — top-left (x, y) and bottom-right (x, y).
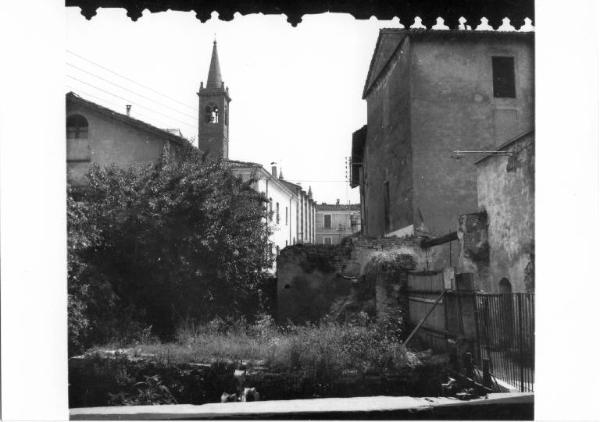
top-left (71, 316), bottom-right (452, 406)
top-left (88, 314), bottom-right (418, 375)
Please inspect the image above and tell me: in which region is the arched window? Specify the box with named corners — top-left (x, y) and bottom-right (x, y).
top-left (499, 278), bottom-right (512, 294)
top-left (205, 104), bottom-right (219, 124)
top-left (67, 114), bottom-right (89, 139)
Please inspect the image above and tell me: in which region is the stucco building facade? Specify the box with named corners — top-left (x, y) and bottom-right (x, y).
top-left (66, 92), bottom-right (189, 185)
top-left (474, 131), bottom-right (535, 293)
top-left (315, 203), bottom-right (361, 245)
top-left (352, 29), bottom-right (534, 238)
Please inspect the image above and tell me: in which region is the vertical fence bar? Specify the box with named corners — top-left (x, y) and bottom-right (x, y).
top-left (473, 292), bottom-right (482, 367)
top-left (518, 294), bottom-right (524, 392)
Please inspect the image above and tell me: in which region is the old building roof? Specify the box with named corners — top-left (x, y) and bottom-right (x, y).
top-left (317, 203), bottom-right (360, 212)
top-left (206, 40), bottom-right (223, 89)
top-left (362, 28), bottom-right (535, 99)
top-left (66, 92), bottom-right (190, 147)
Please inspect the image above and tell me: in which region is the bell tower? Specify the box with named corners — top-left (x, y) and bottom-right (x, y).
top-left (198, 40), bottom-right (231, 160)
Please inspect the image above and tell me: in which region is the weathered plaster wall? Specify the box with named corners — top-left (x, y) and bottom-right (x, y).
top-left (67, 103), bottom-right (174, 185)
top-left (363, 36), bottom-right (413, 237)
top-left (362, 32), bottom-right (534, 238)
top-left (276, 237), bottom-right (428, 324)
top-left (476, 133), bottom-right (534, 293)
top-left (410, 34), bottom-right (534, 236)
top-left (276, 244), bottom-right (361, 323)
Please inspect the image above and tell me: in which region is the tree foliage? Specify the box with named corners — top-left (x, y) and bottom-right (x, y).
top-left (68, 148), bottom-right (273, 353)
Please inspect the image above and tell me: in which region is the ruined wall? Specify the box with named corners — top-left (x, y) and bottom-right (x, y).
top-left (476, 133), bottom-right (534, 293)
top-left (410, 33), bottom-right (534, 237)
top-left (276, 244), bottom-right (365, 323)
top-left (276, 237), bottom-right (427, 324)
top-left (67, 103), bottom-right (175, 185)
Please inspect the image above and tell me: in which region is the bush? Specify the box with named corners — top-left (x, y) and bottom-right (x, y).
top-left (68, 148), bottom-right (273, 354)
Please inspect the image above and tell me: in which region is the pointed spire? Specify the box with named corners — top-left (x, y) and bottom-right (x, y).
top-left (308, 186), bottom-right (313, 199)
top-left (206, 39), bottom-right (223, 89)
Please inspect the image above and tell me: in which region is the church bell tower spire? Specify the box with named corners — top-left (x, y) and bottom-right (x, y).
top-left (198, 39), bottom-right (231, 160)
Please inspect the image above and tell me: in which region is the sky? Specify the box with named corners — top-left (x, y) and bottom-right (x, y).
top-left (66, 9), bottom-right (407, 204)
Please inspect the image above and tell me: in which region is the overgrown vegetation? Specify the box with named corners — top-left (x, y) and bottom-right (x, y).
top-left (93, 313), bottom-right (416, 373)
top-left (70, 316), bottom-right (450, 407)
top-left (68, 146), bottom-right (273, 355)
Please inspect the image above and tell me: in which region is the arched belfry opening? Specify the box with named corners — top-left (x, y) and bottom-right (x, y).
top-left (205, 104), bottom-right (219, 124)
top-left (197, 39), bottom-right (231, 160)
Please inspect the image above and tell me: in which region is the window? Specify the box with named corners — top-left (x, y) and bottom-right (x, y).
top-left (499, 278), bottom-right (512, 294)
top-left (324, 237), bottom-right (332, 245)
top-left (492, 57), bottom-right (516, 98)
top-left (384, 181), bottom-right (391, 232)
top-left (285, 206), bottom-right (288, 225)
top-left (205, 104), bottom-right (219, 123)
top-left (269, 198), bottom-right (273, 221)
top-left (324, 214), bottom-right (332, 229)
top-left (276, 202), bottom-right (280, 224)
top-left (67, 114), bottom-right (89, 139)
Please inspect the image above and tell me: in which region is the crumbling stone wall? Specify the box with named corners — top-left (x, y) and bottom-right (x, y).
top-left (456, 212), bottom-right (490, 291)
top-left (363, 251), bottom-right (416, 335)
top-left (276, 237), bottom-right (425, 324)
top-left (475, 133), bottom-right (534, 293)
top-left (276, 243), bottom-right (372, 324)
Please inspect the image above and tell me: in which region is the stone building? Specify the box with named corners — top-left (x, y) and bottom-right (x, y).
top-left (66, 92), bottom-right (190, 185)
top-left (315, 202), bottom-right (361, 245)
top-left (351, 28), bottom-right (534, 238)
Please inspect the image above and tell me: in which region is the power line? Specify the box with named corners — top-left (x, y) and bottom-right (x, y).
top-left (65, 86), bottom-right (195, 134)
top-left (67, 62), bottom-right (197, 120)
top-left (67, 75), bottom-right (197, 129)
top-left (66, 49), bottom-right (197, 112)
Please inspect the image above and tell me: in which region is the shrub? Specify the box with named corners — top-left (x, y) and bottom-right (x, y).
top-left (67, 147), bottom-right (273, 353)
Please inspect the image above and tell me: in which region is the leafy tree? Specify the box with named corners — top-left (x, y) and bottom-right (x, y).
top-left (68, 147), bottom-right (273, 353)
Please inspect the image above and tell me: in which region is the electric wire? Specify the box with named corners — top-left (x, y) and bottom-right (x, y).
top-left (67, 62), bottom-right (197, 120)
top-left (65, 85), bottom-right (196, 132)
top-left (66, 75), bottom-right (197, 129)
top-left (67, 49), bottom-right (197, 111)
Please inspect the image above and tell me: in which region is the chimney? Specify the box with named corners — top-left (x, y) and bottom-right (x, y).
top-left (271, 165), bottom-right (277, 178)
top-left (336, 198), bottom-right (340, 205)
top-left (126, 104), bottom-right (132, 116)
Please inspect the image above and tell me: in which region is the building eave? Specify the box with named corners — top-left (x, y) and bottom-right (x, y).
top-left (66, 92), bottom-right (190, 148)
top-left (475, 130), bottom-right (535, 165)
